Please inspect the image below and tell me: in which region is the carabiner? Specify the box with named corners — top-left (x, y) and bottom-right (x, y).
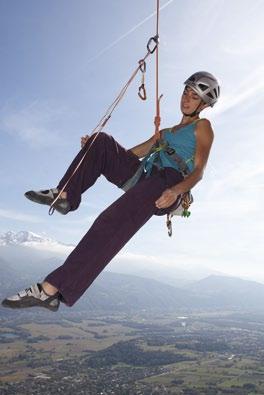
top-left (138, 59), bottom-right (146, 73)
top-left (166, 214), bottom-right (172, 237)
top-left (49, 206), bottom-right (55, 216)
top-left (147, 35), bottom-right (159, 54)
top-left (138, 84), bottom-right (147, 100)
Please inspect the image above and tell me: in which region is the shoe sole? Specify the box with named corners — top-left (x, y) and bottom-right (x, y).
top-left (25, 191), bottom-right (54, 206)
top-left (1, 296), bottom-right (60, 312)
top-left (25, 191), bottom-right (70, 215)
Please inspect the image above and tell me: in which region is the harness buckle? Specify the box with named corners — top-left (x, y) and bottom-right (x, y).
top-left (166, 147), bottom-right (175, 155)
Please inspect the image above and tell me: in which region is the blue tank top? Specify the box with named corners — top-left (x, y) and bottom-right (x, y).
top-left (144, 120), bottom-right (199, 175)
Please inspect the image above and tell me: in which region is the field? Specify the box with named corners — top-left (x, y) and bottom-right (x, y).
top-left (1, 310), bottom-right (264, 394)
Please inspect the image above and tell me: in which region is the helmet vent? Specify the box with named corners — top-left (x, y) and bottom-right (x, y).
top-left (184, 71), bottom-right (220, 106)
top-left (198, 83), bottom-right (209, 91)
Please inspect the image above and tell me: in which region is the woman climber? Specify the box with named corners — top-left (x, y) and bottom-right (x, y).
top-left (2, 71), bottom-right (220, 312)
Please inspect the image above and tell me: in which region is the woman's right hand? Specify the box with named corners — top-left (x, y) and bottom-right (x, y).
top-left (81, 134), bottom-right (90, 148)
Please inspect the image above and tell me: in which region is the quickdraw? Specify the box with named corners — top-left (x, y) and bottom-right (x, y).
top-left (138, 59), bottom-right (147, 100)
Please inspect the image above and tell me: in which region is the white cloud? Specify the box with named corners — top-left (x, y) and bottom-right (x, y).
top-left (0, 100), bottom-right (69, 149)
top-left (205, 161), bottom-right (264, 197)
top-left (0, 208), bottom-right (42, 223)
top-left (117, 251), bottom-right (161, 264)
top-left (223, 44), bottom-right (264, 56)
top-left (56, 213), bottom-right (97, 227)
top-left (211, 65), bottom-right (264, 119)
top-left (26, 240), bottom-right (74, 256)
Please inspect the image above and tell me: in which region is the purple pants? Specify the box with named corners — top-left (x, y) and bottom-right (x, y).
top-left (44, 132), bottom-right (183, 306)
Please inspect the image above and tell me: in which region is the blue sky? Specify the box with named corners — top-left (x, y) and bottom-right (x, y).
top-left (1, 0), bottom-right (263, 282)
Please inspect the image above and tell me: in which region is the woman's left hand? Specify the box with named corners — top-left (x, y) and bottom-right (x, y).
top-left (155, 186), bottom-right (182, 209)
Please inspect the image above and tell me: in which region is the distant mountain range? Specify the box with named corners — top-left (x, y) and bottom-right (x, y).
top-left (0, 230), bottom-right (74, 248)
top-left (1, 231), bottom-right (264, 313)
top-left (0, 231), bottom-right (222, 288)
top-left (0, 230), bottom-right (51, 246)
top-left (86, 272), bottom-right (264, 312)
top-left (0, 231), bottom-right (73, 279)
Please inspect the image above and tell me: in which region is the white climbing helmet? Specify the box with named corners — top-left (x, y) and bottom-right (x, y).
top-left (184, 71), bottom-right (220, 107)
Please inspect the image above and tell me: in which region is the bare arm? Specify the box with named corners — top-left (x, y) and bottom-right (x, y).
top-left (155, 119), bottom-right (214, 209)
top-left (130, 128), bottom-right (171, 158)
top-left (130, 135), bottom-right (156, 158)
top-left (172, 119), bottom-right (214, 194)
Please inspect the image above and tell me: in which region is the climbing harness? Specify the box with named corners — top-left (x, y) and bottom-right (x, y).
top-left (121, 139), bottom-right (194, 236)
top-left (48, 0), bottom-right (193, 237)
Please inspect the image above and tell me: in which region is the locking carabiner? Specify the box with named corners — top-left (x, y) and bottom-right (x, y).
top-left (147, 34), bottom-right (159, 54)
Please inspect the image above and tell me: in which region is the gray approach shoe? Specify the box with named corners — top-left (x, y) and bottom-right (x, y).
top-left (25, 188), bottom-right (71, 215)
top-left (1, 283), bottom-right (60, 312)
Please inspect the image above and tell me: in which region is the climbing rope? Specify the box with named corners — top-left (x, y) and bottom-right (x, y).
top-left (154, 0), bottom-right (163, 142)
top-left (49, 1), bottom-right (161, 215)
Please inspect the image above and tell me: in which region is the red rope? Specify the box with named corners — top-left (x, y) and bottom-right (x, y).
top-left (154, 0), bottom-right (161, 142)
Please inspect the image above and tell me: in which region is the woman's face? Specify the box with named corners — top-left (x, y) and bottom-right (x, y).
top-left (180, 86), bottom-right (204, 115)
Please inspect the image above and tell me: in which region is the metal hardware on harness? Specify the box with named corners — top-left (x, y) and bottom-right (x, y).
top-left (181, 192), bottom-right (193, 217)
top-left (152, 138), bottom-right (194, 236)
top-left (165, 146), bottom-right (175, 156)
top-left (166, 214), bottom-right (172, 237)
top-left (166, 191), bottom-right (193, 236)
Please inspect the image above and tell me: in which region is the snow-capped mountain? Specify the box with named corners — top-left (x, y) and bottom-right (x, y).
top-left (0, 231), bottom-right (224, 288)
top-left (0, 231), bottom-right (75, 282)
top-left (0, 230), bottom-right (75, 257)
top-left (0, 230), bottom-right (53, 246)
top-left (0, 230), bottom-right (73, 248)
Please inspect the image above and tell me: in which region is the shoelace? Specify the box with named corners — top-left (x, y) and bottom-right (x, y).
top-left (17, 288), bottom-right (30, 298)
top-left (23, 287), bottom-right (34, 296)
